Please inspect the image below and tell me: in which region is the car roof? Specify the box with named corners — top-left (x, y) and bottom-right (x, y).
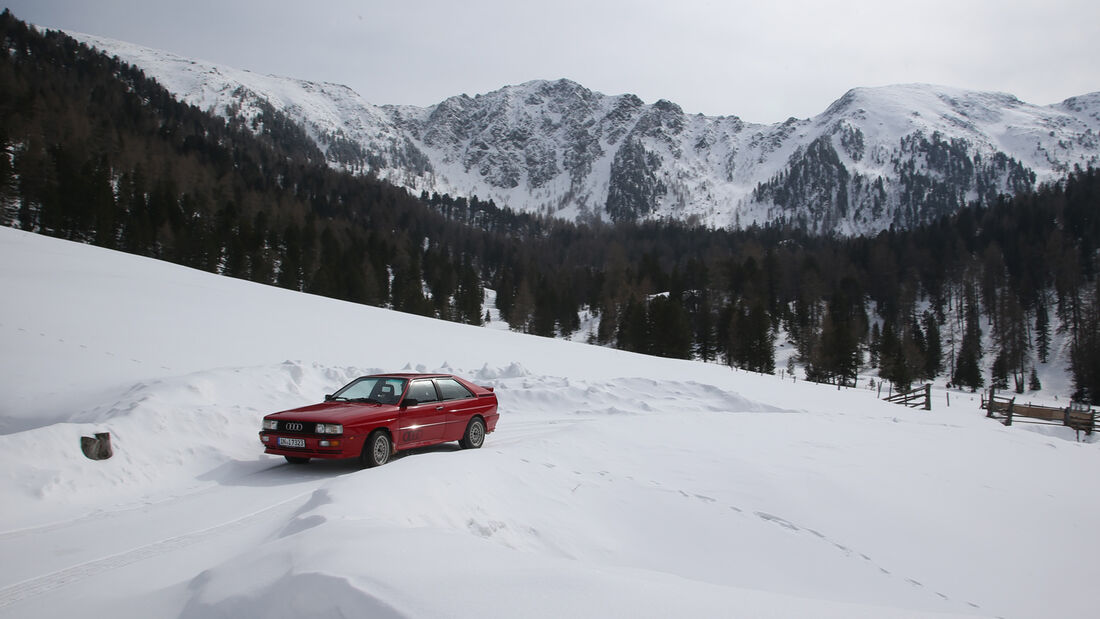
top-left (366, 373), bottom-right (452, 379)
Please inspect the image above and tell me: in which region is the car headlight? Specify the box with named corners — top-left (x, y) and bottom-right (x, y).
top-left (316, 423), bottom-right (343, 434)
top-left (262, 419), bottom-right (278, 430)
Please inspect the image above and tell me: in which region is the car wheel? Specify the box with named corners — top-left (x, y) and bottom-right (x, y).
top-left (361, 430), bottom-right (391, 468)
top-left (459, 417), bottom-right (485, 449)
top-left (285, 456), bottom-right (310, 465)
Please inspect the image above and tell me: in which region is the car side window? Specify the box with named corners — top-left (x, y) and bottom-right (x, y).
top-left (369, 378), bottom-right (406, 405)
top-left (436, 378), bottom-right (474, 401)
top-left (406, 380), bottom-right (439, 404)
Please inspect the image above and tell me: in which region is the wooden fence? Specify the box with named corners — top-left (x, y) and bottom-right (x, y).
top-left (981, 389), bottom-right (1095, 440)
top-left (884, 384), bottom-right (931, 410)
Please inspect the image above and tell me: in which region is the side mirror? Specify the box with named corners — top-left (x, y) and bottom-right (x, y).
top-left (401, 398), bottom-right (418, 408)
top-left (324, 394), bottom-right (335, 402)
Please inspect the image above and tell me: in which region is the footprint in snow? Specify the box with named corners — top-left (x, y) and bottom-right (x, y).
top-left (755, 511), bottom-right (799, 531)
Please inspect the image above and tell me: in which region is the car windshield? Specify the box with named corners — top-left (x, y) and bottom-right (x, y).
top-left (330, 377), bottom-right (407, 405)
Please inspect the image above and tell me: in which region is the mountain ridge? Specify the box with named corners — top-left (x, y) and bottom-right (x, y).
top-left (70, 30), bottom-right (1100, 235)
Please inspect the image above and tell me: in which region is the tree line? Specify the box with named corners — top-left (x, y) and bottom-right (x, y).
top-left (2, 10), bottom-right (1098, 403)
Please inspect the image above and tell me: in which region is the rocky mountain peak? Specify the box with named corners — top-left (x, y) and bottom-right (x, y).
top-left (68, 31), bottom-right (1100, 236)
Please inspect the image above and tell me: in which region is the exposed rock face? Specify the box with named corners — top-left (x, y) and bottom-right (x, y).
top-left (73, 32), bottom-right (1100, 234)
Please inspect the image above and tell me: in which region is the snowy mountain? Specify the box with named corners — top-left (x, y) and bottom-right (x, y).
top-left (2, 225), bottom-right (1099, 619)
top-left (72, 32), bottom-right (1100, 234)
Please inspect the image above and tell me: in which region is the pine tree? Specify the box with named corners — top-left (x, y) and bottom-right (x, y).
top-left (617, 298), bottom-right (649, 354)
top-left (923, 311), bottom-right (943, 378)
top-left (509, 278), bottom-right (535, 332)
top-left (868, 322), bottom-right (881, 367)
top-left (694, 297), bottom-right (717, 362)
top-left (730, 301), bottom-right (775, 373)
top-left (953, 294), bottom-right (984, 391)
top-left (991, 351), bottom-right (1010, 390)
top-left (1035, 302), bottom-right (1051, 364)
top-left (648, 296), bottom-right (693, 359)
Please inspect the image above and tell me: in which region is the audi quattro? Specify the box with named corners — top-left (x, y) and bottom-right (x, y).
top-left (259, 373), bottom-right (499, 467)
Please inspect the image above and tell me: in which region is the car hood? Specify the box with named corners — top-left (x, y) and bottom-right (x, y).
top-left (267, 401), bottom-right (399, 423)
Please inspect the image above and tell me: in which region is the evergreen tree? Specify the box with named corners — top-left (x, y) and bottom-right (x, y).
top-left (868, 322), bottom-right (881, 367)
top-left (1035, 302), bottom-right (1051, 364)
top-left (1069, 283), bottom-right (1100, 403)
top-left (648, 296), bottom-right (693, 359)
top-left (509, 278), bottom-right (535, 332)
top-left (694, 296), bottom-right (718, 362)
top-left (990, 352), bottom-right (1010, 390)
top-left (922, 311), bottom-right (943, 379)
top-left (617, 298), bottom-right (649, 354)
top-left (953, 294), bottom-right (984, 391)
top-left (729, 301), bottom-right (775, 373)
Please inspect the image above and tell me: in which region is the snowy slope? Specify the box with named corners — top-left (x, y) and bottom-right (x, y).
top-left (2, 226), bottom-right (1099, 619)
top-left (69, 30), bottom-right (1100, 234)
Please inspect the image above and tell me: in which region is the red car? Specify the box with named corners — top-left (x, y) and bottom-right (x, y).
top-left (259, 373), bottom-right (498, 467)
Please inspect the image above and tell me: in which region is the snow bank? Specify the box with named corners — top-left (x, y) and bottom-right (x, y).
top-left (2, 227), bottom-right (1100, 619)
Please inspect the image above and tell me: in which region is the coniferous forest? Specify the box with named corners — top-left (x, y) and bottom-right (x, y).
top-left (2, 11), bottom-right (1099, 403)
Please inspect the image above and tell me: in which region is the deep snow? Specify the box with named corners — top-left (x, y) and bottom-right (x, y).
top-left (1, 225), bottom-right (1098, 619)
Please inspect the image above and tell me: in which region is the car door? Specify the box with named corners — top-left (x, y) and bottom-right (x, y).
top-left (398, 379), bottom-right (447, 446)
top-left (435, 377), bottom-right (483, 440)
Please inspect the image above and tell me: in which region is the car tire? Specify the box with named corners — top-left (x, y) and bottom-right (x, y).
top-left (361, 430), bottom-right (391, 468)
top-left (285, 456), bottom-right (310, 465)
top-left (459, 417), bottom-right (485, 449)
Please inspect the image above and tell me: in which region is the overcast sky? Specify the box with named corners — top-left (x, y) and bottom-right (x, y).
top-left (7, 0), bottom-right (1099, 123)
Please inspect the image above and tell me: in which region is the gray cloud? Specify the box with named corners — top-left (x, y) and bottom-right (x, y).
top-left (6, 0), bottom-right (1098, 123)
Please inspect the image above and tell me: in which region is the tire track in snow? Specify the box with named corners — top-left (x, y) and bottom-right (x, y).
top-left (0, 491), bottom-right (309, 610)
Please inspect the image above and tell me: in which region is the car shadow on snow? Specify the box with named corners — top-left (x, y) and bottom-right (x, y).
top-left (202, 442), bottom-right (465, 487)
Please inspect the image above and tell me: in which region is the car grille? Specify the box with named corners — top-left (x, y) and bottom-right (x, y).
top-left (274, 421), bottom-right (317, 434)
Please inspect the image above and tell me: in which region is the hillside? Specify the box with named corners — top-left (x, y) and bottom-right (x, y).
top-left (2, 227), bottom-right (1099, 619)
top-left (5, 14), bottom-right (1100, 403)
top-left (72, 31), bottom-right (1100, 234)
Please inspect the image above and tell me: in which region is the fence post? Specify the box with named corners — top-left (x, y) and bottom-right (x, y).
top-left (924, 384), bottom-right (932, 411)
top-left (1005, 398), bottom-right (1014, 427)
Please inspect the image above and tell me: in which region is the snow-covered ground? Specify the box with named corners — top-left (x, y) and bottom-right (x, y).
top-left (1, 225), bottom-right (1098, 619)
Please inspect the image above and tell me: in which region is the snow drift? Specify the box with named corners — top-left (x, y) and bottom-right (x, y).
top-left (1, 225), bottom-right (1098, 619)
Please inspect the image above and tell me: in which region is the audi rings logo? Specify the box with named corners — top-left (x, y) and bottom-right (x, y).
top-left (285, 422), bottom-right (304, 431)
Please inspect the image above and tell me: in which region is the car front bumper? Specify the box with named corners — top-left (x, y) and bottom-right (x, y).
top-left (259, 431), bottom-right (357, 459)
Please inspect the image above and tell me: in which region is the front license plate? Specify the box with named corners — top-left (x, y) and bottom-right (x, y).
top-left (278, 437), bottom-right (305, 448)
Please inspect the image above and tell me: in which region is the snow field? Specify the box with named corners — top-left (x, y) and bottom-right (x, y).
top-left (1, 226), bottom-right (1099, 618)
